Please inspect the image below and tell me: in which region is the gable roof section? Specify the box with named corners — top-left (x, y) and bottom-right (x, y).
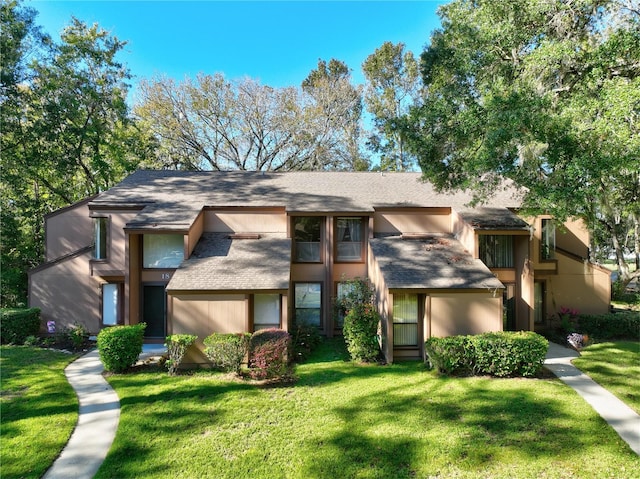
top-left (369, 235), bottom-right (504, 290)
top-left (91, 170), bottom-right (525, 214)
top-left (166, 233), bottom-right (291, 291)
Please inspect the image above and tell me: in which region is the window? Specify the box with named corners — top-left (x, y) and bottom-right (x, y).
top-left (295, 282), bottom-right (322, 327)
top-left (393, 294), bottom-right (419, 347)
top-left (534, 282), bottom-right (546, 324)
top-left (293, 217), bottom-right (322, 262)
top-left (336, 217), bottom-right (364, 262)
top-left (94, 217), bottom-right (108, 260)
top-left (102, 283), bottom-right (120, 326)
top-left (541, 219), bottom-right (556, 260)
top-left (479, 235), bottom-right (514, 268)
top-left (503, 284), bottom-right (516, 331)
top-left (254, 294), bottom-right (281, 331)
top-left (143, 234), bottom-right (183, 268)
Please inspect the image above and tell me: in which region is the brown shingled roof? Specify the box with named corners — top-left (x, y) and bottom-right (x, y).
top-left (369, 234), bottom-right (504, 290)
top-left (166, 233), bottom-right (291, 291)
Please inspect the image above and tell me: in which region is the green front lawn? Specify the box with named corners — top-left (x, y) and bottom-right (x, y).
top-left (96, 340), bottom-right (640, 479)
top-left (573, 341), bottom-right (640, 414)
top-left (0, 346), bottom-right (79, 479)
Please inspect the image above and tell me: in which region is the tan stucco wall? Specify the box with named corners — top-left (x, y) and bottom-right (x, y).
top-left (204, 210), bottom-right (287, 233)
top-left (29, 251), bottom-right (101, 334)
top-left (367, 245), bottom-right (390, 362)
top-left (451, 210), bottom-right (476, 253)
top-left (541, 254), bottom-right (611, 317)
top-left (170, 293), bottom-right (249, 364)
top-left (45, 201), bottom-right (93, 261)
top-left (429, 292), bottom-right (502, 338)
top-left (373, 208), bottom-right (451, 235)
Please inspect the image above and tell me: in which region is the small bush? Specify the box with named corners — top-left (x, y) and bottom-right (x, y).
top-left (66, 324), bottom-right (90, 351)
top-left (291, 320), bottom-right (322, 362)
top-left (577, 311), bottom-right (640, 340)
top-left (23, 335), bottom-right (40, 347)
top-left (165, 334), bottom-right (197, 375)
top-left (97, 323), bottom-right (146, 373)
top-left (248, 329), bottom-right (292, 380)
top-left (425, 332), bottom-right (548, 377)
top-left (0, 308), bottom-right (41, 344)
top-left (424, 336), bottom-right (473, 374)
top-left (204, 332), bottom-right (250, 374)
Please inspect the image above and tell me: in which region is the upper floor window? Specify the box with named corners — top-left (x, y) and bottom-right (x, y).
top-left (335, 217), bottom-right (364, 262)
top-left (143, 234), bottom-right (184, 268)
top-left (541, 219), bottom-right (556, 260)
top-left (94, 217), bottom-right (108, 260)
top-left (293, 217), bottom-right (322, 262)
top-left (479, 235), bottom-right (514, 268)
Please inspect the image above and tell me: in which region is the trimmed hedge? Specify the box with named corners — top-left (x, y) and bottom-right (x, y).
top-left (248, 328), bottom-right (292, 380)
top-left (0, 308), bottom-right (41, 344)
top-left (577, 312), bottom-right (640, 340)
top-left (97, 323), bottom-right (146, 373)
top-left (425, 331), bottom-right (549, 377)
top-left (204, 332), bottom-right (250, 374)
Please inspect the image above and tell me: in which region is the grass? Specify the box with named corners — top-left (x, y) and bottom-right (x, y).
top-left (95, 339), bottom-right (640, 479)
top-left (573, 341), bottom-right (640, 415)
top-left (0, 346), bottom-right (79, 479)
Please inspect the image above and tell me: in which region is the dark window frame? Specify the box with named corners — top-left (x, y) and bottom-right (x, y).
top-left (294, 281), bottom-right (323, 329)
top-left (292, 216), bottom-right (324, 263)
top-left (392, 293), bottom-right (421, 348)
top-left (251, 293), bottom-right (282, 332)
top-left (540, 219), bottom-right (556, 261)
top-left (479, 234), bottom-right (514, 268)
top-left (92, 216), bottom-right (109, 261)
top-left (334, 216), bottom-right (366, 263)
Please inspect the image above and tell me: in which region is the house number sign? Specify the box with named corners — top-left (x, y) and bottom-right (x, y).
top-left (161, 273), bottom-right (171, 280)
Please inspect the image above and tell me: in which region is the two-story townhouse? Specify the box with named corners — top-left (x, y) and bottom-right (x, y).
top-left (29, 171), bottom-right (611, 364)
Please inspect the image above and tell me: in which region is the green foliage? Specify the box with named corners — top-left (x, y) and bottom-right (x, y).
top-left (424, 336), bottom-right (473, 375)
top-left (248, 329), bottom-right (292, 380)
top-left (425, 332), bottom-right (549, 377)
top-left (97, 323), bottom-right (146, 373)
top-left (203, 332), bottom-right (250, 374)
top-left (290, 319), bottom-right (322, 362)
top-left (0, 308), bottom-right (41, 344)
top-left (578, 312), bottom-right (640, 341)
top-left (65, 323), bottom-right (89, 351)
top-left (337, 278), bottom-right (381, 362)
top-left (164, 334), bottom-right (197, 375)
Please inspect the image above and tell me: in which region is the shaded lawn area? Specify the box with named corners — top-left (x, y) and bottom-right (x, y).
top-left (97, 340), bottom-right (640, 479)
top-left (573, 341), bottom-right (640, 414)
top-left (0, 346), bottom-right (79, 479)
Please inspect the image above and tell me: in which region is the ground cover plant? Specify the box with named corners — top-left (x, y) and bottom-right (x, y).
top-left (96, 339), bottom-right (639, 479)
top-left (0, 346), bottom-right (78, 479)
top-left (572, 341), bottom-right (640, 415)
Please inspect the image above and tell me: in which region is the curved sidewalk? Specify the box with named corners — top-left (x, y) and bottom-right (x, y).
top-left (43, 349), bottom-right (120, 479)
top-left (545, 342), bottom-right (640, 455)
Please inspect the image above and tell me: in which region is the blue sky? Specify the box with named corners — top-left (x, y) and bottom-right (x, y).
top-left (29, 1), bottom-right (446, 100)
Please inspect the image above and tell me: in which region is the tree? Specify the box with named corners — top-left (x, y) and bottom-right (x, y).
top-left (136, 59), bottom-right (368, 172)
top-left (1, 5), bottom-right (149, 306)
top-left (302, 59), bottom-right (369, 171)
top-left (402, 0), bottom-right (640, 287)
top-left (362, 41), bottom-right (421, 171)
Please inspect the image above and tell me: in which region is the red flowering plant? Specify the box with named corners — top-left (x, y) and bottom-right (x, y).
top-left (558, 306), bottom-right (579, 333)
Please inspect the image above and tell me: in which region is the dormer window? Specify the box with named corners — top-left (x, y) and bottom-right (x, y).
top-left (479, 234), bottom-right (514, 268)
top-left (94, 217), bottom-right (108, 260)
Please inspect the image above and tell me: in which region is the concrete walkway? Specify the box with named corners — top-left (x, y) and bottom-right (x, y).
top-left (545, 342), bottom-right (640, 455)
top-left (43, 349), bottom-right (119, 479)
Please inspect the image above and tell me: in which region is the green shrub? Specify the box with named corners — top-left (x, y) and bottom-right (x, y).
top-left (291, 319), bottom-right (322, 362)
top-left (424, 336), bottom-right (473, 374)
top-left (203, 332), bottom-right (250, 374)
top-left (0, 308), bottom-right (41, 344)
top-left (577, 311), bottom-right (640, 340)
top-left (248, 329), bottom-right (292, 380)
top-left (66, 324), bottom-right (90, 351)
top-left (23, 335), bottom-right (40, 347)
top-left (425, 332), bottom-right (548, 377)
top-left (97, 323), bottom-right (146, 373)
top-left (337, 278), bottom-right (381, 363)
top-left (165, 334), bottom-right (197, 375)
top-left (470, 331), bottom-right (548, 377)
